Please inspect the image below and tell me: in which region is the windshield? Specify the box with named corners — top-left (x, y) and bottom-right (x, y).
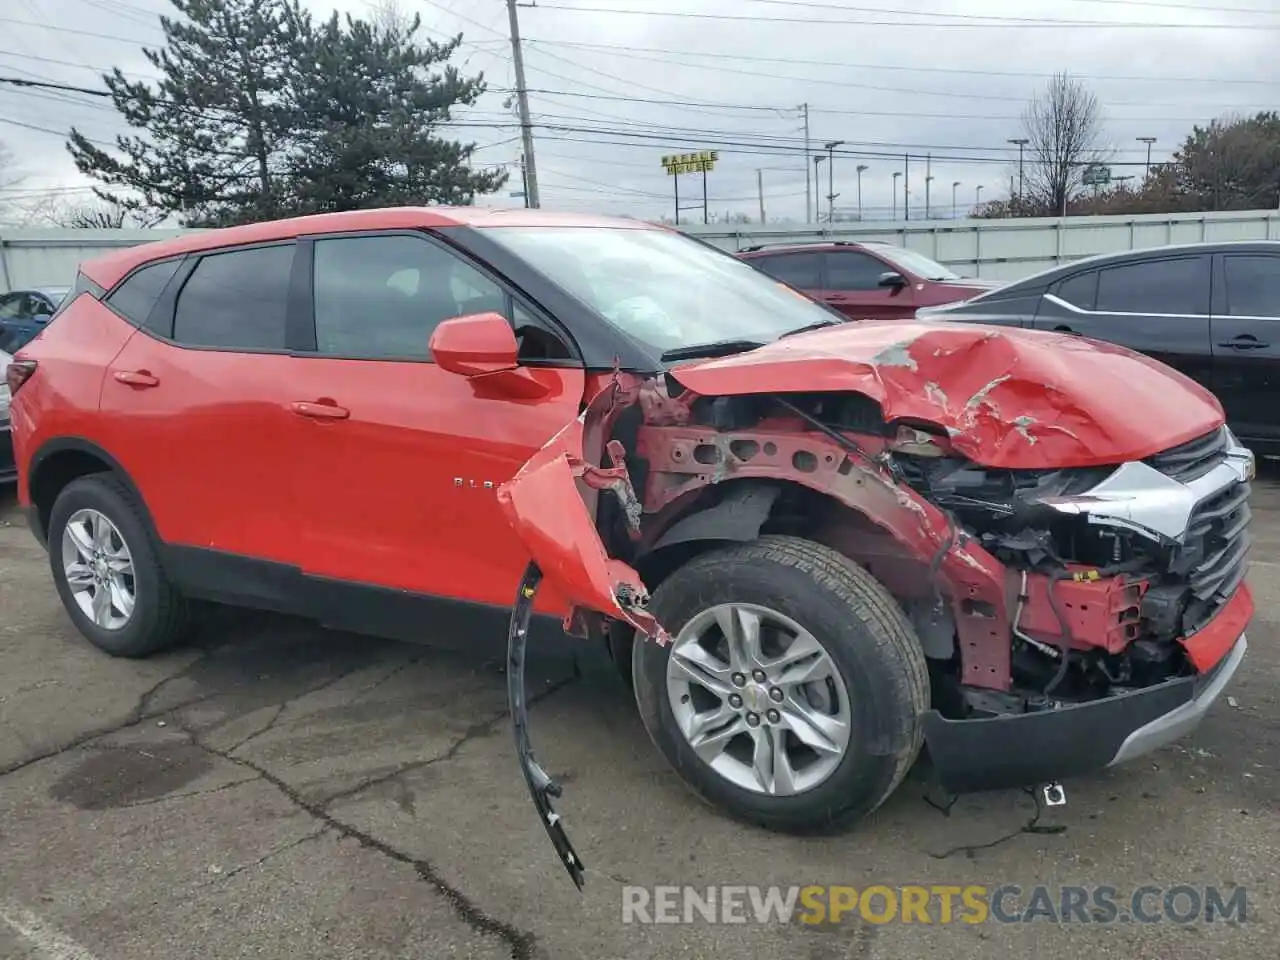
top-left (874, 246), bottom-right (960, 281)
top-left (482, 226), bottom-right (840, 354)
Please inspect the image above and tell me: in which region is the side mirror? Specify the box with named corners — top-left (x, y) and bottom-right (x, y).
top-left (878, 271), bottom-right (908, 290)
top-left (430, 311), bottom-right (519, 377)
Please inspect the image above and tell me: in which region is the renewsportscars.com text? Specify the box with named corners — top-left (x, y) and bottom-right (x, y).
top-left (621, 884), bottom-right (1248, 925)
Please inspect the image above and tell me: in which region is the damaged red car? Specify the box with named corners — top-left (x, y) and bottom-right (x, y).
top-left (7, 209), bottom-right (1253, 890)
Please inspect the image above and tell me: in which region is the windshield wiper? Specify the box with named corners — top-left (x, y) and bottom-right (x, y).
top-left (779, 317), bottom-right (845, 339)
top-left (661, 338), bottom-right (766, 362)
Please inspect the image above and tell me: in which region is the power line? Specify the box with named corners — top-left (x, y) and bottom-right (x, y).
top-left (520, 38), bottom-right (1276, 87)
top-left (520, 2), bottom-right (1280, 29)
top-left (739, 0), bottom-right (1280, 21)
top-left (0, 16), bottom-right (154, 45)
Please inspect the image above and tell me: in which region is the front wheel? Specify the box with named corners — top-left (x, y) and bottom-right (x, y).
top-left (632, 535), bottom-right (929, 833)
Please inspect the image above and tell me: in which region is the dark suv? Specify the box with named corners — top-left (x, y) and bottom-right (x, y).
top-left (922, 241), bottom-right (1280, 455)
top-left (737, 240), bottom-right (1000, 320)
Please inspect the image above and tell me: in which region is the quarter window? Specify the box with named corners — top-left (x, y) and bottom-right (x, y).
top-left (172, 245), bottom-right (294, 350)
top-left (751, 253), bottom-right (821, 289)
top-left (824, 252), bottom-right (888, 291)
top-left (1054, 271), bottom-right (1098, 310)
top-left (107, 258), bottom-right (182, 329)
top-left (1095, 256), bottom-right (1209, 316)
top-left (1223, 255), bottom-right (1280, 318)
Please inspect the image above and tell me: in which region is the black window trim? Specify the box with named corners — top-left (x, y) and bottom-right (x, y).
top-left (1044, 253), bottom-right (1212, 319)
top-left (292, 227), bottom-right (584, 368)
top-left (102, 253), bottom-right (191, 335)
top-left (1215, 251), bottom-right (1280, 321)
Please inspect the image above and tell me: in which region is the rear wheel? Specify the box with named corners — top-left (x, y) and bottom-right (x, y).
top-left (47, 474), bottom-right (188, 657)
top-left (632, 535), bottom-right (929, 833)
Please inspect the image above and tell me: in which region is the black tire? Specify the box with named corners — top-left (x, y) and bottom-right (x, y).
top-left (632, 535), bottom-right (929, 834)
top-left (47, 473), bottom-right (188, 657)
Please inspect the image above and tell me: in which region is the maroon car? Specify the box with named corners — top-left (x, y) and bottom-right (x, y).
top-left (737, 240), bottom-right (1001, 321)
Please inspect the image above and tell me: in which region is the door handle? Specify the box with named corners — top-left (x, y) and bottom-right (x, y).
top-left (291, 400), bottom-right (350, 420)
top-left (1052, 325), bottom-right (1080, 335)
top-left (1217, 337), bottom-right (1269, 350)
top-left (113, 370), bottom-right (159, 387)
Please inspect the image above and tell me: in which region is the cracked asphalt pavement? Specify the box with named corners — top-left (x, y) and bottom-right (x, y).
top-left (1, 480), bottom-right (1277, 960)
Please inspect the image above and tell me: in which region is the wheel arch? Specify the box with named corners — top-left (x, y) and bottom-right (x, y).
top-left (27, 438), bottom-right (158, 549)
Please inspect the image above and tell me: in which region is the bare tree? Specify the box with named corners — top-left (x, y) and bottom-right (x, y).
top-left (13, 192), bottom-right (166, 228)
top-left (1019, 72), bottom-right (1108, 216)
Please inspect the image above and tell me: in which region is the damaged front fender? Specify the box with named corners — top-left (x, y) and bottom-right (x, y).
top-left (497, 379), bottom-right (671, 889)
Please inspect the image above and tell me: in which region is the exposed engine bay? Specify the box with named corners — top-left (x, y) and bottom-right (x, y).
top-left (497, 321), bottom-right (1255, 890)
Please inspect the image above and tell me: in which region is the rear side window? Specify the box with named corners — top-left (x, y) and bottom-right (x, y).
top-left (107, 259), bottom-right (182, 327)
top-left (751, 253), bottom-right (821, 289)
top-left (172, 244), bottom-right (294, 350)
top-left (1095, 256), bottom-right (1209, 316)
top-left (1054, 270), bottom-right (1098, 310)
top-left (1223, 255), bottom-right (1280, 317)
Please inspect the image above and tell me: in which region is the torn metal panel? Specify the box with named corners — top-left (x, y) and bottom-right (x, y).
top-left (666, 319), bottom-right (1225, 469)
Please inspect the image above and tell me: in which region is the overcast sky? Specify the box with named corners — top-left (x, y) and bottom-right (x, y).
top-left (0, 0), bottom-right (1275, 224)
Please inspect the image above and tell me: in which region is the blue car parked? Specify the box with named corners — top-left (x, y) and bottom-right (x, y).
top-left (0, 285), bottom-right (71, 352)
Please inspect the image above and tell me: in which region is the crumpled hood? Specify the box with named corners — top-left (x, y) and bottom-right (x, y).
top-left (668, 319), bottom-right (1225, 469)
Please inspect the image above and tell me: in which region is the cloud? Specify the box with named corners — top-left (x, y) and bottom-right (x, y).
top-left (1, 0), bottom-right (1274, 223)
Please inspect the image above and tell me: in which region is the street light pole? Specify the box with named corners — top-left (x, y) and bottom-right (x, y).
top-left (823, 140), bottom-right (844, 222)
top-left (924, 153), bottom-right (933, 219)
top-left (976, 184), bottom-right (984, 208)
top-left (856, 164), bottom-right (868, 220)
top-left (1007, 138), bottom-right (1028, 207)
top-left (814, 155), bottom-right (826, 224)
top-left (1137, 136), bottom-right (1157, 181)
top-left (892, 171), bottom-right (901, 220)
top-left (952, 180), bottom-right (961, 219)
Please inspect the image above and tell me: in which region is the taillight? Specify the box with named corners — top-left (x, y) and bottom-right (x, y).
top-left (5, 360), bottom-right (36, 395)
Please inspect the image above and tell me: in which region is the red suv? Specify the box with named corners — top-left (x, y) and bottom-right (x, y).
top-left (6, 208), bottom-right (1253, 887)
top-left (737, 240), bottom-right (1001, 320)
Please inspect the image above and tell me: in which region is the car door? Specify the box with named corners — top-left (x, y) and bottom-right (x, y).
top-left (284, 229), bottom-right (586, 630)
top-left (96, 243), bottom-right (305, 590)
top-left (1210, 251), bottom-right (1280, 445)
top-left (821, 249), bottom-right (913, 320)
top-left (1033, 254), bottom-right (1215, 391)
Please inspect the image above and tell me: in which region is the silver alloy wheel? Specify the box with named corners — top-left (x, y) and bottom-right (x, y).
top-left (61, 508), bottom-right (136, 631)
top-left (665, 603), bottom-right (852, 796)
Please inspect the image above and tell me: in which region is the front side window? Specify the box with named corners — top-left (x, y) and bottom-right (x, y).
top-left (825, 251), bottom-right (889, 291)
top-left (1223, 255), bottom-right (1280, 318)
top-left (1095, 256), bottom-right (1209, 316)
top-left (485, 227), bottom-right (842, 354)
top-left (313, 234), bottom-right (512, 360)
top-left (173, 245), bottom-right (294, 350)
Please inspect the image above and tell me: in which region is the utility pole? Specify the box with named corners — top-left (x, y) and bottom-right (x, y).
top-left (506, 0), bottom-right (539, 208)
top-left (1137, 136), bottom-right (1156, 181)
top-left (757, 169), bottom-right (765, 224)
top-left (823, 140), bottom-right (843, 223)
top-left (1007, 138), bottom-right (1028, 208)
top-left (892, 171), bottom-right (901, 219)
top-left (976, 184), bottom-right (983, 208)
top-left (800, 103), bottom-right (811, 222)
top-left (903, 155), bottom-right (910, 220)
top-left (856, 164), bottom-right (868, 221)
top-left (519, 154), bottom-right (530, 209)
top-left (814, 154), bottom-right (826, 222)
top-left (924, 153), bottom-right (933, 219)
top-left (952, 180), bottom-right (961, 219)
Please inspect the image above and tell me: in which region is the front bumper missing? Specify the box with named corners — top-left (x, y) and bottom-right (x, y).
top-left (923, 617), bottom-right (1248, 795)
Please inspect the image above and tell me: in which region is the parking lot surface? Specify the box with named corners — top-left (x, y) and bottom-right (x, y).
top-left (1, 479), bottom-right (1277, 960)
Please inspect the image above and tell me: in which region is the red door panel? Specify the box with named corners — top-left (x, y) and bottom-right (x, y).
top-left (286, 357), bottom-right (585, 609)
top-left (97, 332), bottom-right (301, 563)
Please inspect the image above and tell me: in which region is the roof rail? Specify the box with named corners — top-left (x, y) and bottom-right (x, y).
top-left (738, 239), bottom-right (866, 253)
